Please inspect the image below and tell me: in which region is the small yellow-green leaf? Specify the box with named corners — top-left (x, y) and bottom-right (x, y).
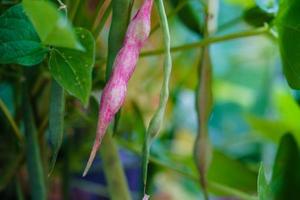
top-left (22, 0), bottom-right (83, 50)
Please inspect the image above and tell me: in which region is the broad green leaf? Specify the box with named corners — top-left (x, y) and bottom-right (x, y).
top-left (49, 28), bottom-right (95, 105)
top-left (246, 115), bottom-right (289, 143)
top-left (0, 4), bottom-right (48, 66)
top-left (270, 133), bottom-right (300, 199)
top-left (258, 164), bottom-right (271, 200)
top-left (273, 90), bottom-right (300, 133)
top-left (256, 134), bottom-right (300, 200)
top-left (48, 80), bottom-right (65, 174)
top-left (22, 0), bottom-right (83, 50)
top-left (208, 150), bottom-right (257, 193)
top-left (246, 89), bottom-right (300, 144)
top-left (276, 0), bottom-right (300, 88)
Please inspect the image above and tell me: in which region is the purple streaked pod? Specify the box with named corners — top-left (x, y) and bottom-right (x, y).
top-left (83, 0), bottom-right (153, 176)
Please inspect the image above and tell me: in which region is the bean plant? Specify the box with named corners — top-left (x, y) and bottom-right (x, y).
top-left (1, 0), bottom-right (300, 200)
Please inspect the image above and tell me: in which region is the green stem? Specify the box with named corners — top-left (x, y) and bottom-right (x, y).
top-left (142, 0), bottom-right (172, 194)
top-left (150, 0), bottom-right (188, 35)
top-left (141, 26), bottom-right (270, 56)
top-left (119, 139), bottom-right (257, 200)
top-left (91, 1), bottom-right (111, 37)
top-left (69, 0), bottom-right (81, 21)
top-left (16, 177), bottom-right (24, 200)
top-left (62, 137), bottom-right (70, 200)
top-left (100, 132), bottom-right (131, 200)
top-left (92, 2), bottom-right (112, 38)
top-left (23, 85), bottom-right (46, 200)
top-left (0, 98), bottom-right (22, 141)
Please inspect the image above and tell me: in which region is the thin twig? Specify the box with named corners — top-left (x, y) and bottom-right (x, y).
top-left (91, 0), bottom-right (111, 36)
top-left (141, 25), bottom-right (270, 57)
top-left (118, 139), bottom-right (257, 200)
top-left (150, 0), bottom-right (188, 35)
top-left (57, 0), bottom-right (68, 16)
top-left (0, 98), bottom-right (22, 141)
top-left (142, 0), bottom-right (172, 195)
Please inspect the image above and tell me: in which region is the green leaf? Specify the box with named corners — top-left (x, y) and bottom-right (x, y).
top-left (0, 4), bottom-right (48, 66)
top-left (270, 133), bottom-right (300, 199)
top-left (246, 90), bottom-right (300, 144)
top-left (246, 115), bottom-right (289, 143)
top-left (49, 28), bottom-right (95, 105)
top-left (273, 90), bottom-right (300, 134)
top-left (208, 150), bottom-right (257, 193)
top-left (256, 134), bottom-right (300, 200)
top-left (22, 0), bottom-right (83, 50)
top-left (276, 0), bottom-right (300, 88)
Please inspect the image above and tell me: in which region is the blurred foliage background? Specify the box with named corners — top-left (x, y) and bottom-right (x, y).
top-left (1, 0), bottom-right (300, 199)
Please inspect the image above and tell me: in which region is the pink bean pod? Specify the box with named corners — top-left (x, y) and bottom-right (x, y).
top-left (83, 0), bottom-right (153, 176)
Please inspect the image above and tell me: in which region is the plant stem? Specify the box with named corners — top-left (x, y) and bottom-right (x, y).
top-left (69, 0), bottom-right (81, 21)
top-left (57, 0), bottom-right (67, 15)
top-left (141, 26), bottom-right (270, 56)
top-left (100, 132), bottom-right (131, 200)
top-left (23, 84), bottom-right (46, 200)
top-left (61, 137), bottom-right (70, 200)
top-left (92, 0), bottom-right (112, 37)
top-left (0, 98), bottom-right (22, 141)
top-left (142, 0), bottom-right (172, 195)
top-left (16, 177), bottom-right (24, 200)
top-left (94, 4), bottom-right (112, 38)
top-left (118, 139), bottom-right (258, 200)
top-left (150, 0), bottom-right (188, 35)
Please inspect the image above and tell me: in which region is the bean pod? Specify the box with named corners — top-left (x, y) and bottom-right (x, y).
top-left (83, 0), bottom-right (153, 176)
